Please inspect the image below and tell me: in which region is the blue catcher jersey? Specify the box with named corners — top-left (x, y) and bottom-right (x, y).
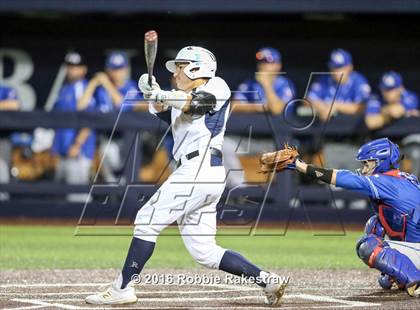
top-left (336, 170), bottom-right (420, 242)
top-left (365, 90), bottom-right (419, 115)
top-left (95, 79), bottom-right (140, 112)
top-left (233, 76), bottom-right (295, 104)
top-left (307, 71), bottom-right (371, 104)
top-left (52, 79), bottom-right (97, 159)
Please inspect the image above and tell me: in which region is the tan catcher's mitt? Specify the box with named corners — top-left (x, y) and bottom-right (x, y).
top-left (259, 143), bottom-right (299, 173)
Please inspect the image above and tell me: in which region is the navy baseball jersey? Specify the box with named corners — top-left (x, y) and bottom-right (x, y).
top-left (234, 76), bottom-right (295, 104)
top-left (51, 79), bottom-right (96, 159)
top-left (336, 170), bottom-right (420, 242)
top-left (307, 71), bottom-right (371, 104)
top-left (365, 90), bottom-right (419, 115)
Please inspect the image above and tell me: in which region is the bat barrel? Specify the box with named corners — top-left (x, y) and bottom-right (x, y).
top-left (145, 30), bottom-right (158, 42)
top-left (144, 30), bottom-right (158, 87)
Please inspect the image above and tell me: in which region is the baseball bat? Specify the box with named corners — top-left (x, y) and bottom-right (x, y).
top-left (144, 30), bottom-right (158, 87)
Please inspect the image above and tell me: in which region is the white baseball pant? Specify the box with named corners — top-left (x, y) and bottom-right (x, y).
top-left (134, 149), bottom-right (227, 269)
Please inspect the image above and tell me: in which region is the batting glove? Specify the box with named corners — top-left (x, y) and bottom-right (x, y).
top-left (138, 73), bottom-right (160, 96)
top-left (147, 89), bottom-right (188, 110)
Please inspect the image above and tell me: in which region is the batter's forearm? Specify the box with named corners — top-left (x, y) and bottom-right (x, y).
top-left (178, 95), bottom-right (193, 113)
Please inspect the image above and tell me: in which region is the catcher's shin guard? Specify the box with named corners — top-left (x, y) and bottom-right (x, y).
top-left (356, 235), bottom-right (420, 292)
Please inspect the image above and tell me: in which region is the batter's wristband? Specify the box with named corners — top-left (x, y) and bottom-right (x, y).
top-left (306, 165), bottom-right (333, 184)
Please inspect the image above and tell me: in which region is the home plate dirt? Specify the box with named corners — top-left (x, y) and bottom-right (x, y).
top-left (1, 269), bottom-right (419, 309)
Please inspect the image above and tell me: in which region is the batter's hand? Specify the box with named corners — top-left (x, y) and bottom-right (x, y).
top-left (259, 143), bottom-right (300, 173)
top-left (145, 89), bottom-right (188, 110)
top-left (138, 73), bottom-right (160, 97)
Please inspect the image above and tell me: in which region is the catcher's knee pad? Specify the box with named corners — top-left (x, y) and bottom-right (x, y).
top-left (356, 234), bottom-right (384, 266)
top-left (187, 243), bottom-right (226, 269)
top-left (364, 215), bottom-right (385, 238)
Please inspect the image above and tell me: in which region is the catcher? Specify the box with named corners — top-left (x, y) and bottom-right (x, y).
top-left (260, 138), bottom-right (420, 297)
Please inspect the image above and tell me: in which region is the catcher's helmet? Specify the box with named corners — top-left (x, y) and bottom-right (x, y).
top-left (165, 46), bottom-right (217, 79)
top-left (356, 138), bottom-right (401, 174)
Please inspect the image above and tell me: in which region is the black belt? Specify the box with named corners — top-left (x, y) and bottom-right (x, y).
top-left (186, 150), bottom-right (200, 160)
top-left (177, 148), bottom-right (222, 167)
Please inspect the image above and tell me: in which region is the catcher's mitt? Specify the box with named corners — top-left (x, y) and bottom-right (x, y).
top-left (259, 143), bottom-right (299, 173)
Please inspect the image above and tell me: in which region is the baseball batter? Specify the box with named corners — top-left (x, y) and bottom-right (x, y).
top-left (86, 46), bottom-right (287, 305)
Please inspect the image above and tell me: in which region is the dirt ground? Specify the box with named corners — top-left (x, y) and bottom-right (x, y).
top-left (1, 269), bottom-right (419, 310)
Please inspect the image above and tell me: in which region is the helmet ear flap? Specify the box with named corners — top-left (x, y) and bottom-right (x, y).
top-left (388, 139), bottom-right (402, 169)
top-left (183, 62), bottom-right (200, 79)
top-left (183, 61), bottom-right (214, 80)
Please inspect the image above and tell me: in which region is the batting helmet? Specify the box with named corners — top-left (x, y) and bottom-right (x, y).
top-left (165, 46), bottom-right (217, 79)
top-left (356, 138), bottom-right (401, 174)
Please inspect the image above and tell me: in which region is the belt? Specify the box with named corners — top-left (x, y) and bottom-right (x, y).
top-left (177, 148), bottom-right (222, 168)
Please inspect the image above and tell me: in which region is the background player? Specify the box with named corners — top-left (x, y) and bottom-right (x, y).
top-left (0, 83), bottom-right (20, 200)
top-left (224, 47), bottom-right (296, 188)
top-left (85, 46), bottom-right (287, 305)
top-left (306, 48), bottom-right (372, 175)
top-left (307, 48), bottom-right (371, 122)
top-left (51, 51), bottom-right (96, 202)
top-left (77, 51), bottom-right (141, 182)
top-left (365, 71), bottom-right (419, 130)
top-left (261, 137), bottom-right (420, 297)
top-left (77, 51), bottom-right (138, 112)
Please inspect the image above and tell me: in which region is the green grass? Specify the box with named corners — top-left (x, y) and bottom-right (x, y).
top-left (0, 225), bottom-right (365, 270)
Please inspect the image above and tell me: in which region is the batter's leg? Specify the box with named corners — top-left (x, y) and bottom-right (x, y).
top-left (179, 200), bottom-right (287, 305)
top-left (121, 172), bottom-right (223, 289)
top-left (85, 172), bottom-right (211, 304)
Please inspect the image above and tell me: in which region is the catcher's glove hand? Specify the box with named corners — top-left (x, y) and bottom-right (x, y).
top-left (259, 143), bottom-right (300, 173)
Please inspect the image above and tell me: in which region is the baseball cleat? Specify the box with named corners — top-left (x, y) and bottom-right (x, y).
top-left (406, 282), bottom-right (420, 297)
top-left (85, 283), bottom-right (137, 305)
top-left (262, 273), bottom-right (288, 306)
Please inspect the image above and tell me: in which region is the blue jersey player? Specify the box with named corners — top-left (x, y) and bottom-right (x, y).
top-left (365, 71), bottom-right (419, 130)
top-left (51, 51), bottom-right (96, 202)
top-left (233, 47), bottom-right (295, 115)
top-left (288, 138), bottom-right (420, 297)
top-left (307, 49), bottom-right (371, 121)
top-left (77, 51), bottom-right (141, 112)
